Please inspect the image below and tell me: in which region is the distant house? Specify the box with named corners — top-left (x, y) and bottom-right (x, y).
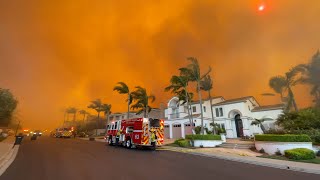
top-left (164, 96), bottom-right (284, 139)
top-left (107, 109), bottom-right (163, 122)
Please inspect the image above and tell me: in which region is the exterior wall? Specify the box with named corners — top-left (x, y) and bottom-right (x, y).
top-left (255, 141), bottom-right (313, 155)
top-left (164, 96), bottom-right (283, 139)
top-left (193, 140), bottom-right (223, 147)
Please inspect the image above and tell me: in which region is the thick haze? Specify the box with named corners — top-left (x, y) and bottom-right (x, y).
top-left (0, 0), bottom-right (319, 129)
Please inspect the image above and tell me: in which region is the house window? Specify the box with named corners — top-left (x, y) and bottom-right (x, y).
top-left (173, 124), bottom-right (181, 127)
top-left (109, 116), bottom-right (114, 121)
top-left (203, 106), bottom-right (206, 112)
top-left (164, 125), bottom-right (169, 128)
top-left (192, 106), bottom-right (197, 112)
top-left (219, 108), bottom-right (223, 116)
top-left (115, 122), bottom-right (118, 130)
top-left (215, 107), bottom-right (224, 117)
top-left (215, 108), bottom-right (219, 117)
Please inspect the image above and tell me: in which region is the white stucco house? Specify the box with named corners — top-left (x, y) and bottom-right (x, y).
top-left (164, 96), bottom-right (284, 139)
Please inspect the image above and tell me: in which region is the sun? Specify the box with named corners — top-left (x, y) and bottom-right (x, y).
top-left (258, 4), bottom-right (265, 11)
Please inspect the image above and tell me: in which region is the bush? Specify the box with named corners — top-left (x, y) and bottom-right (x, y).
top-left (194, 126), bottom-right (201, 134)
top-left (174, 139), bottom-right (190, 147)
top-left (205, 128), bottom-right (212, 134)
top-left (185, 134), bottom-right (221, 140)
top-left (284, 148), bottom-right (316, 160)
top-left (259, 148), bottom-right (265, 153)
top-left (275, 149), bottom-right (282, 156)
top-left (276, 108), bottom-right (320, 130)
top-left (264, 129), bottom-right (287, 134)
top-left (255, 134), bottom-right (312, 142)
top-left (290, 129), bottom-right (320, 144)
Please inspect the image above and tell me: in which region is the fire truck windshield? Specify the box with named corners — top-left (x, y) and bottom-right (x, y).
top-left (149, 118), bottom-right (160, 127)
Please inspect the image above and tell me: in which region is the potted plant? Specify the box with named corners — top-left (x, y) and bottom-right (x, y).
top-left (218, 127), bottom-right (226, 142)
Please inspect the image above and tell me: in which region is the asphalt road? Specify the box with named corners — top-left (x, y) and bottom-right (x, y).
top-left (0, 136), bottom-right (319, 180)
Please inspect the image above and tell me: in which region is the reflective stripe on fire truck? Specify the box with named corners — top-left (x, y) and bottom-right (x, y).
top-left (62, 131), bottom-right (72, 137)
top-left (142, 123), bottom-right (149, 145)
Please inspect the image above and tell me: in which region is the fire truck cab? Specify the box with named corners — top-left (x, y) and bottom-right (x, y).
top-left (106, 118), bottom-right (164, 149)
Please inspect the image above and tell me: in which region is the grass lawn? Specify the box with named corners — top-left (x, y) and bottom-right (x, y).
top-left (259, 155), bottom-right (320, 164)
top-left (0, 136), bottom-right (6, 142)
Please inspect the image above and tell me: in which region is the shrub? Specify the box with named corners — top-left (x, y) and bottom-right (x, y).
top-left (174, 139), bottom-right (190, 147)
top-left (255, 134), bottom-right (312, 142)
top-left (284, 148), bottom-right (316, 160)
top-left (194, 126), bottom-right (201, 134)
top-left (275, 149), bottom-right (282, 156)
top-left (290, 129), bottom-right (320, 144)
top-left (258, 148), bottom-right (265, 153)
top-left (264, 129), bottom-right (287, 134)
top-left (185, 134), bottom-right (221, 140)
top-left (205, 128), bottom-right (212, 134)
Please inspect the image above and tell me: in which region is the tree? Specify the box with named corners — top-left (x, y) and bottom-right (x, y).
top-left (0, 88), bottom-right (18, 126)
top-left (113, 82), bottom-right (132, 120)
top-left (269, 67), bottom-right (301, 112)
top-left (131, 86), bottom-right (155, 118)
top-left (251, 118), bottom-right (266, 133)
top-left (67, 107), bottom-right (78, 122)
top-left (79, 110), bottom-right (88, 122)
top-left (200, 75), bottom-right (216, 134)
top-left (165, 75), bottom-right (194, 131)
top-left (295, 51), bottom-right (320, 108)
top-left (101, 104), bottom-right (112, 126)
top-left (179, 57), bottom-right (211, 134)
top-left (276, 108), bottom-right (320, 130)
top-left (88, 99), bottom-right (103, 135)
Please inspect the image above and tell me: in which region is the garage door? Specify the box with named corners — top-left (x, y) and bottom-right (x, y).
top-left (172, 124), bottom-right (182, 139)
top-left (184, 123), bottom-right (192, 136)
top-left (164, 125), bottom-right (170, 138)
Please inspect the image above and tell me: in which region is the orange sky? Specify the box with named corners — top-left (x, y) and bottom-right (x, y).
top-left (0, 0), bottom-right (319, 129)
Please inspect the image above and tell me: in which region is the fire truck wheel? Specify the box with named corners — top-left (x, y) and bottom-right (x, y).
top-left (126, 139), bottom-right (132, 149)
top-left (108, 136), bottom-right (113, 146)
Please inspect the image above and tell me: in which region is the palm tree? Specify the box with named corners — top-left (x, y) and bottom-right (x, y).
top-left (295, 51), bottom-right (320, 107)
top-left (88, 99), bottom-right (103, 135)
top-left (79, 110), bottom-right (87, 122)
top-left (250, 118), bottom-right (266, 134)
top-left (269, 67), bottom-right (301, 112)
top-left (67, 107), bottom-right (77, 122)
top-left (131, 86), bottom-right (155, 118)
top-left (200, 75), bottom-right (216, 135)
top-left (101, 104), bottom-right (112, 126)
top-left (179, 57), bottom-right (211, 134)
top-left (113, 82), bottom-right (132, 120)
top-left (165, 75), bottom-right (194, 131)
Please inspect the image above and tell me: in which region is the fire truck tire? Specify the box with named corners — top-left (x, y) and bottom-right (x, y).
top-left (108, 136), bottom-right (113, 146)
top-left (126, 139), bottom-right (132, 149)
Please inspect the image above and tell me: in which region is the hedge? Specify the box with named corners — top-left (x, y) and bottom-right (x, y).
top-left (174, 139), bottom-right (190, 147)
top-left (185, 134), bottom-right (221, 140)
top-left (255, 134), bottom-right (312, 142)
top-left (285, 148), bottom-right (316, 160)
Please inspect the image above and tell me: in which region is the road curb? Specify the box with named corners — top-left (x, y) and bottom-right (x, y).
top-left (162, 147), bottom-right (320, 175)
top-left (0, 145), bottom-right (20, 176)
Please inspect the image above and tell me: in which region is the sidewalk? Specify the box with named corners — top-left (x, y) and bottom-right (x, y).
top-left (0, 136), bottom-right (15, 158)
top-left (0, 136), bottom-right (20, 176)
top-left (161, 146), bottom-right (320, 175)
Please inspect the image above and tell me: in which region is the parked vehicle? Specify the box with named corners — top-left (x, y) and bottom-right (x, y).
top-left (78, 132), bottom-right (88, 138)
top-left (105, 118), bottom-right (164, 149)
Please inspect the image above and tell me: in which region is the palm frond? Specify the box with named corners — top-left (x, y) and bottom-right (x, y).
top-left (113, 82), bottom-right (129, 94)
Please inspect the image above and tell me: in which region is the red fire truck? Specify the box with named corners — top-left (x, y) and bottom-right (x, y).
top-left (105, 118), bottom-right (164, 149)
